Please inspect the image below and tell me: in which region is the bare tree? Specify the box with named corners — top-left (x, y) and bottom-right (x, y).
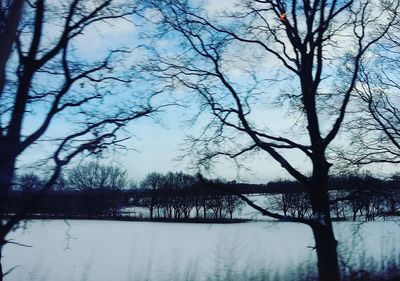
top-left (159, 172), bottom-right (197, 219)
top-left (207, 195), bottom-right (224, 220)
top-left (141, 1), bottom-right (399, 280)
top-left (337, 13), bottom-right (400, 167)
top-left (329, 190), bottom-right (349, 221)
top-left (11, 172), bottom-right (43, 216)
top-left (272, 194), bottom-right (289, 217)
top-left (223, 195), bottom-right (242, 220)
top-left (0, 0), bottom-right (157, 278)
top-left (386, 174), bottom-right (400, 216)
top-left (140, 172), bottom-right (164, 219)
top-left (16, 172), bottom-right (43, 192)
top-left (69, 162), bottom-right (128, 217)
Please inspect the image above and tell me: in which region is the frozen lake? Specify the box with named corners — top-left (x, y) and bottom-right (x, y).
top-left (4, 220), bottom-right (400, 281)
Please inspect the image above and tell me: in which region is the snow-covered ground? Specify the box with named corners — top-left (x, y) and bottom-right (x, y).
top-left (3, 220), bottom-right (400, 281)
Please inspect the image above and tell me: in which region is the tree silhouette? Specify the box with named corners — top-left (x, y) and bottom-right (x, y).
top-left (142, 1), bottom-right (399, 280)
top-left (0, 0), bottom-right (157, 278)
top-left (140, 172), bottom-right (164, 219)
top-left (338, 13), bottom-right (400, 167)
top-left (68, 162), bottom-right (128, 217)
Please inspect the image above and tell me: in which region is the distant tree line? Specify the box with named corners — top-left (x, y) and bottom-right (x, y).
top-left (6, 163), bottom-right (400, 222)
top-left (133, 172), bottom-right (243, 220)
top-left (7, 162), bottom-right (129, 219)
top-left (7, 162), bottom-right (245, 221)
top-left (270, 173), bottom-right (400, 221)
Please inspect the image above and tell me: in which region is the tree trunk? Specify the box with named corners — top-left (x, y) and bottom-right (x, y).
top-left (309, 158), bottom-right (341, 281)
top-left (0, 156), bottom-right (16, 281)
top-left (0, 158), bottom-right (16, 220)
top-left (311, 222), bottom-right (340, 281)
top-left (0, 247), bottom-right (3, 281)
top-left (0, 224), bottom-right (7, 281)
top-left (352, 208), bottom-right (357, 221)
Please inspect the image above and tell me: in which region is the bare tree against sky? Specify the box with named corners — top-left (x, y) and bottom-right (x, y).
top-left (140, 171), bottom-right (164, 219)
top-left (0, 0), bottom-right (159, 278)
top-left (336, 13), bottom-right (400, 168)
top-left (16, 172), bottom-right (42, 191)
top-left (141, 1), bottom-right (399, 280)
top-left (69, 162), bottom-right (128, 217)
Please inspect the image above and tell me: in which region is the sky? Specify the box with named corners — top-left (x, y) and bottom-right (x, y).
top-left (13, 0), bottom-right (292, 184)
top-left (14, 0), bottom-right (398, 184)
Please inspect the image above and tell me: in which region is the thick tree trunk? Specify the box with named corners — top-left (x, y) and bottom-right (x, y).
top-left (309, 157), bottom-right (341, 281)
top-left (0, 158), bottom-right (16, 220)
top-left (0, 247), bottom-right (3, 281)
top-left (311, 222), bottom-right (340, 281)
top-left (0, 158), bottom-right (16, 281)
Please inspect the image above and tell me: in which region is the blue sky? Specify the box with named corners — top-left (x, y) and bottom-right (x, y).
top-left (15, 0), bottom-right (398, 184)
top-left (11, 0), bottom-right (289, 183)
